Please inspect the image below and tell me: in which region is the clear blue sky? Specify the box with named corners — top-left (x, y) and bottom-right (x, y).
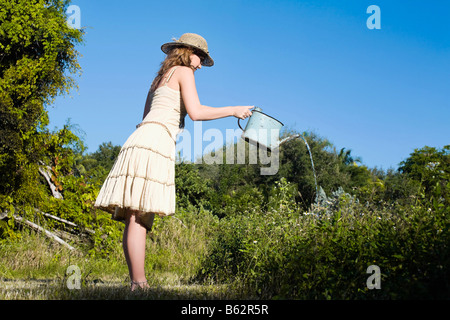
top-left (49, 0), bottom-right (450, 170)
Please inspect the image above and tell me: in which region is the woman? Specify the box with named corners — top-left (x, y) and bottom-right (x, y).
top-left (94, 33), bottom-right (253, 290)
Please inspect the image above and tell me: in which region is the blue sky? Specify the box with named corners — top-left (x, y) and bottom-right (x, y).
top-left (49, 0), bottom-right (450, 170)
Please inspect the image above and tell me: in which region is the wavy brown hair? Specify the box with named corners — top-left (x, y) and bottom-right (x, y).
top-left (149, 46), bottom-right (196, 93)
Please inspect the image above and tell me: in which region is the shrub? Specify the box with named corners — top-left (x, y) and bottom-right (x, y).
top-left (197, 179), bottom-right (450, 299)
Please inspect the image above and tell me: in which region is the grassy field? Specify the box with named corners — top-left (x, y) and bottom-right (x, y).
top-left (1, 192), bottom-right (449, 300)
top-left (0, 209), bottom-right (242, 300)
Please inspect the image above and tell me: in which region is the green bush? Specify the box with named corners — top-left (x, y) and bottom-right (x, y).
top-left (197, 179), bottom-right (450, 299)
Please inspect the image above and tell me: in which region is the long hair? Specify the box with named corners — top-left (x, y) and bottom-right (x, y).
top-left (149, 46), bottom-right (195, 93)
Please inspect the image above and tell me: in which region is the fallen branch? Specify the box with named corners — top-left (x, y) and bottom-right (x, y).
top-left (38, 162), bottom-right (63, 199)
top-left (13, 215), bottom-right (76, 251)
top-left (33, 208), bottom-right (95, 235)
top-left (39, 210), bottom-right (78, 228)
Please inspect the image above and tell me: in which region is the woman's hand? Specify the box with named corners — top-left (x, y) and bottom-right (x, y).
top-left (233, 106), bottom-right (254, 120)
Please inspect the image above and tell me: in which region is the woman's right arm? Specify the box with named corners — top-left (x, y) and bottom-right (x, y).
top-left (178, 67), bottom-right (253, 121)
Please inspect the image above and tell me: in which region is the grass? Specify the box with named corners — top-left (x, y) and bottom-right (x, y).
top-left (2, 196), bottom-right (448, 300)
top-left (0, 207), bottom-right (238, 300)
top-left (0, 278), bottom-right (234, 300)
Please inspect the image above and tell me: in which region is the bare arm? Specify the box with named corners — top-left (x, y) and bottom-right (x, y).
top-left (178, 66), bottom-right (253, 121)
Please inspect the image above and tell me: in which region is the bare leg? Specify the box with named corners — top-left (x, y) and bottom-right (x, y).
top-left (123, 211), bottom-right (151, 290)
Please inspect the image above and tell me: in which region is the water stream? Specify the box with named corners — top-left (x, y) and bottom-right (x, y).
top-left (280, 134), bottom-right (319, 197)
top-left (298, 135), bottom-right (319, 197)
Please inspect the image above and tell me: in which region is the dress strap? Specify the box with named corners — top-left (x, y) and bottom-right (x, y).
top-left (165, 67), bottom-right (179, 84)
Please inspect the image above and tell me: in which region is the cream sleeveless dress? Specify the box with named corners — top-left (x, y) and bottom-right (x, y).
top-left (94, 67), bottom-right (187, 229)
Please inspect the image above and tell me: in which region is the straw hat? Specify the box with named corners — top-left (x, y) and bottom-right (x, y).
top-left (161, 33), bottom-right (214, 67)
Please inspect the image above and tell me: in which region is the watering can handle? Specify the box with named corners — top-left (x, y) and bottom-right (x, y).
top-left (237, 106), bottom-right (257, 131)
top-left (238, 118), bottom-right (245, 131)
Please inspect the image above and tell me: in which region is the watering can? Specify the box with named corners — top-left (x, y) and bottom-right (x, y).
top-left (238, 107), bottom-right (301, 151)
top-left (237, 107), bottom-right (318, 195)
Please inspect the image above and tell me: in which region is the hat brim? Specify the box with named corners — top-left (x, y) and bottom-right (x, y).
top-left (161, 42), bottom-right (214, 67)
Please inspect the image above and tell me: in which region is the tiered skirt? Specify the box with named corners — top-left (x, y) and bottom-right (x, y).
top-left (94, 122), bottom-right (176, 229)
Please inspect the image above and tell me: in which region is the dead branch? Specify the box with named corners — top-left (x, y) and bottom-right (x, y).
top-left (13, 215), bottom-right (76, 251)
top-left (38, 162), bottom-right (63, 199)
top-left (33, 208), bottom-right (95, 235)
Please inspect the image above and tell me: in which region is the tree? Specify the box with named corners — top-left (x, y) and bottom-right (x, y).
top-left (338, 148), bottom-right (362, 166)
top-left (399, 145), bottom-right (450, 206)
top-left (77, 142), bottom-right (121, 185)
top-left (175, 160), bottom-right (213, 210)
top-left (0, 0), bottom-right (84, 194)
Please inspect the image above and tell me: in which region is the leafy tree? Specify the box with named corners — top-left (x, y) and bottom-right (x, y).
top-left (399, 145), bottom-right (450, 206)
top-left (194, 130), bottom-right (375, 214)
top-left (0, 1), bottom-right (116, 250)
top-left (175, 160), bottom-right (214, 211)
top-left (0, 0), bottom-right (83, 194)
top-left (77, 142), bottom-right (121, 185)
top-left (88, 142), bottom-right (121, 170)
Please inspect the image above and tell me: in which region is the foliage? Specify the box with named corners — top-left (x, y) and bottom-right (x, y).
top-left (0, 0), bottom-right (123, 258)
top-left (77, 141), bottom-right (121, 186)
top-left (0, 124), bottom-right (123, 257)
top-left (175, 160), bottom-right (213, 210)
top-left (195, 130), bottom-right (375, 215)
top-left (197, 178), bottom-right (450, 299)
top-left (0, 0), bottom-right (84, 194)
top-left (399, 145), bottom-right (450, 208)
